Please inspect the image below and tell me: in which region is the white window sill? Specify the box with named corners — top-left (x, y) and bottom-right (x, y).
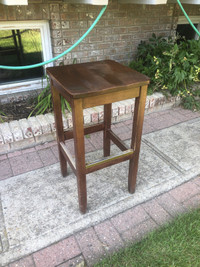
top-left (0, 0), bottom-right (28, 5)
top-left (0, 79), bottom-right (46, 96)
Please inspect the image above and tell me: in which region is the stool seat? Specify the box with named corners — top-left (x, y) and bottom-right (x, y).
top-left (47, 60), bottom-right (150, 214)
top-left (47, 60), bottom-right (149, 99)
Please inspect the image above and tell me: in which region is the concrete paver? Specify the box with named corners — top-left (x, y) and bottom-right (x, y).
top-left (121, 218), bottom-right (158, 244)
top-left (75, 228), bottom-right (105, 267)
top-left (156, 192), bottom-right (187, 217)
top-left (142, 199), bottom-right (172, 225)
top-left (7, 150), bottom-right (22, 158)
top-left (0, 107), bottom-right (200, 266)
top-left (9, 255), bottom-right (35, 267)
top-left (142, 122), bottom-right (155, 135)
top-left (192, 176), bottom-right (200, 187)
top-left (110, 206), bottom-right (149, 233)
top-left (169, 181), bottom-right (200, 203)
top-left (0, 154), bottom-right (7, 161)
top-left (33, 237), bottom-right (81, 267)
top-left (38, 148), bottom-right (58, 166)
top-left (35, 141), bottom-right (57, 151)
top-left (183, 194), bottom-right (200, 210)
top-left (87, 132), bottom-right (103, 150)
top-left (0, 159), bottom-right (13, 180)
top-left (21, 147), bottom-right (36, 154)
top-left (51, 145), bottom-right (59, 159)
top-left (8, 151), bottom-right (43, 175)
top-left (94, 220), bottom-right (124, 253)
top-left (56, 255), bottom-right (85, 267)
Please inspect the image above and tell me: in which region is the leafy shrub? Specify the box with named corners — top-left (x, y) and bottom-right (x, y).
top-left (129, 34), bottom-right (200, 110)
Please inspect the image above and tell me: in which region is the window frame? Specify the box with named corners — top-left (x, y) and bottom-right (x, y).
top-left (0, 0), bottom-right (28, 5)
top-left (0, 20), bottom-right (53, 96)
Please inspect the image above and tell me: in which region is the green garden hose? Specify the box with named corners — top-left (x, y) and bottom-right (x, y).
top-left (0, 5), bottom-right (107, 70)
top-left (176, 0), bottom-right (200, 38)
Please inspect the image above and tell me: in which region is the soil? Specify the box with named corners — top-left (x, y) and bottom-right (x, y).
top-left (0, 100), bottom-right (47, 122)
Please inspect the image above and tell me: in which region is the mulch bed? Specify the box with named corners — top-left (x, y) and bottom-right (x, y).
top-left (0, 100), bottom-right (42, 122)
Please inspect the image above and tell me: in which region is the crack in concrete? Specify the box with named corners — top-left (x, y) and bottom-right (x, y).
top-left (142, 139), bottom-right (185, 174)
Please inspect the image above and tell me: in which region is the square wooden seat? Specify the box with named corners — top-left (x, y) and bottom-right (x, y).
top-left (47, 60), bottom-right (150, 214)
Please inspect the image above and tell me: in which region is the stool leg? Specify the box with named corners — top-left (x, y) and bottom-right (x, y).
top-left (51, 86), bottom-right (67, 177)
top-left (128, 85), bottom-right (148, 193)
top-left (103, 103), bottom-right (112, 157)
top-left (72, 99), bottom-right (87, 214)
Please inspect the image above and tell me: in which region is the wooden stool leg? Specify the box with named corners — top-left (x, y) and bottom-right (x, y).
top-left (103, 103), bottom-right (112, 157)
top-left (128, 85), bottom-right (148, 193)
top-left (72, 99), bottom-right (87, 214)
top-left (51, 86), bottom-right (67, 177)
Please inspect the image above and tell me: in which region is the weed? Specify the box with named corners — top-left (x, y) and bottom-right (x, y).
top-left (28, 75), bottom-right (71, 117)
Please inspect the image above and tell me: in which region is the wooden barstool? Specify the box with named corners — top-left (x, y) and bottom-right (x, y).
top-left (47, 60), bottom-right (150, 214)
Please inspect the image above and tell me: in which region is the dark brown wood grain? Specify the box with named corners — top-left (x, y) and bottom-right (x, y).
top-left (86, 149), bottom-right (134, 174)
top-left (47, 60), bottom-right (150, 99)
top-left (71, 98), bottom-right (87, 214)
top-left (47, 60), bottom-right (150, 214)
top-left (128, 85), bottom-right (148, 194)
top-left (51, 85), bottom-right (67, 177)
top-left (103, 104), bottom-right (111, 157)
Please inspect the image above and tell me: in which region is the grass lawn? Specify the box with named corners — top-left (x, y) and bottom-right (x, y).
top-left (0, 29), bottom-right (42, 53)
top-left (95, 208), bottom-right (200, 267)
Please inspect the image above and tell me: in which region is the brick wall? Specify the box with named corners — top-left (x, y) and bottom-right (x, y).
top-left (0, 1), bottom-right (187, 64)
top-left (0, 1), bottom-right (199, 99)
top-left (0, 1), bottom-right (199, 64)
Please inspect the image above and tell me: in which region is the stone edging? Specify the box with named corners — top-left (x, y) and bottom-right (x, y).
top-left (0, 93), bottom-right (180, 154)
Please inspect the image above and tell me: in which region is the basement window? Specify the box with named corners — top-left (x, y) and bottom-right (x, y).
top-left (0, 20), bottom-right (52, 95)
top-left (177, 24), bottom-right (199, 41)
top-left (176, 16), bottom-right (200, 41)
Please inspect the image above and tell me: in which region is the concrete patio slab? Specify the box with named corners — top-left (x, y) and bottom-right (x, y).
top-left (144, 117), bottom-right (200, 173)
top-left (0, 117), bottom-right (200, 266)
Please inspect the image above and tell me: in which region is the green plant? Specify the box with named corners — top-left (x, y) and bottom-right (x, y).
top-left (129, 34), bottom-right (200, 110)
top-left (28, 75), bottom-right (71, 117)
top-left (181, 84), bottom-right (200, 111)
top-left (29, 59), bottom-right (80, 117)
top-left (0, 110), bottom-right (6, 122)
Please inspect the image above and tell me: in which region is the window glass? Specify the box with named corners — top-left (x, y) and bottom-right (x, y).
top-left (176, 24), bottom-right (198, 41)
top-left (0, 29), bottom-right (44, 85)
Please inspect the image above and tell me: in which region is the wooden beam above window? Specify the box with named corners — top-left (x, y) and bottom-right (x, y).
top-left (0, 0), bottom-right (28, 5)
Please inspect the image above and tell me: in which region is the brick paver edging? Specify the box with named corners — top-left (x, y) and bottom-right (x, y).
top-left (6, 176), bottom-right (200, 267)
top-left (0, 93), bottom-right (180, 154)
